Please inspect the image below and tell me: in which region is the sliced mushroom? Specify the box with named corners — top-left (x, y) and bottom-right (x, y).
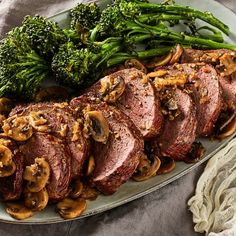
top-left (99, 75), bottom-right (126, 103)
top-left (24, 188), bottom-right (49, 211)
top-left (34, 86), bottom-right (69, 102)
top-left (2, 116), bottom-right (33, 141)
top-left (56, 198), bottom-right (86, 219)
top-left (29, 111), bottom-right (49, 132)
top-left (154, 74), bottom-right (187, 88)
top-left (157, 157), bottom-right (176, 175)
top-left (132, 154), bottom-right (161, 182)
top-left (146, 52), bottom-right (172, 68)
top-left (6, 202), bottom-right (34, 220)
top-left (147, 70), bottom-right (168, 79)
top-left (217, 116), bottom-right (236, 140)
top-left (86, 155), bottom-right (95, 176)
top-left (0, 144), bottom-right (13, 165)
top-left (214, 111), bottom-right (236, 139)
top-left (23, 157), bottom-right (50, 192)
top-left (0, 160), bottom-right (16, 177)
top-left (84, 111), bottom-right (109, 143)
top-left (169, 44), bottom-right (183, 64)
top-left (219, 54), bottom-right (236, 76)
top-left (0, 98), bottom-right (13, 115)
top-left (69, 180), bottom-right (83, 199)
top-left (184, 142), bottom-right (205, 164)
top-left (80, 184), bottom-right (99, 200)
top-left (125, 59), bottom-right (147, 73)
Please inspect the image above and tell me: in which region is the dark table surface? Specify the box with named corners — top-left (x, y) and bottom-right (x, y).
top-left (0, 0), bottom-right (235, 235)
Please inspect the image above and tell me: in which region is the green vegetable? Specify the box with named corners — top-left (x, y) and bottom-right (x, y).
top-left (90, 0), bottom-right (232, 50)
top-left (21, 15), bottom-right (67, 59)
top-left (0, 27), bottom-right (49, 99)
top-left (70, 3), bottom-right (101, 33)
top-left (90, 0), bottom-right (229, 40)
top-left (52, 0), bottom-right (236, 89)
top-left (136, 2), bottom-right (230, 35)
top-left (107, 47), bottom-right (173, 67)
top-left (51, 37), bottom-right (123, 87)
top-left (0, 0), bottom-right (235, 100)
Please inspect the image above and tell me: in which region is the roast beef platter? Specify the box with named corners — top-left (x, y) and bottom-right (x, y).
top-left (0, 47), bottom-right (235, 220)
top-left (1, 0), bottom-right (236, 222)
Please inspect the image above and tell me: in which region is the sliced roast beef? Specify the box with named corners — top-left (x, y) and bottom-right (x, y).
top-left (219, 77), bottom-right (236, 111)
top-left (181, 48), bottom-right (235, 113)
top-left (180, 64), bottom-right (222, 136)
top-left (70, 97), bottom-right (144, 195)
top-left (20, 133), bottom-right (71, 201)
top-left (10, 102), bottom-right (88, 178)
top-left (152, 88), bottom-right (197, 160)
top-left (0, 137), bottom-right (24, 201)
top-left (155, 63), bottom-right (222, 136)
top-left (192, 64), bottom-right (222, 135)
top-left (84, 68), bottom-right (163, 139)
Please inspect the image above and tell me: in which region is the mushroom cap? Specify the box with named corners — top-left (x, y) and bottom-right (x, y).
top-left (28, 111), bottom-right (49, 132)
top-left (132, 154), bottom-right (161, 182)
top-left (80, 184), bottom-right (99, 200)
top-left (0, 144), bottom-right (13, 166)
top-left (24, 188), bottom-right (49, 211)
top-left (220, 53), bottom-right (236, 77)
top-left (217, 116), bottom-right (236, 140)
top-left (169, 44), bottom-right (184, 65)
top-left (6, 202), bottom-right (34, 220)
top-left (146, 52), bottom-right (173, 68)
top-left (56, 198), bottom-right (86, 219)
top-left (23, 157), bottom-right (50, 192)
top-left (85, 111), bottom-right (109, 143)
top-left (0, 161), bottom-right (16, 177)
top-left (99, 75), bottom-right (126, 103)
top-left (124, 59), bottom-right (147, 74)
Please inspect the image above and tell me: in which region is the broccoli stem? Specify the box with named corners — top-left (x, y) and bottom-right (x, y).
top-left (137, 3), bottom-right (229, 35)
top-left (90, 25), bottom-right (100, 41)
top-left (97, 44), bottom-right (123, 67)
top-left (181, 35), bottom-right (236, 50)
top-left (138, 14), bottom-right (224, 42)
top-left (129, 23), bottom-right (236, 50)
top-left (107, 46), bottom-right (173, 67)
top-left (136, 47), bottom-right (173, 58)
top-left (138, 13), bottom-right (190, 23)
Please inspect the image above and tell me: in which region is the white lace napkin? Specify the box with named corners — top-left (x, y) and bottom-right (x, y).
top-left (188, 138), bottom-right (236, 236)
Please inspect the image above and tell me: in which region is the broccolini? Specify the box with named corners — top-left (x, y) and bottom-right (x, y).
top-left (0, 27), bottom-right (49, 99)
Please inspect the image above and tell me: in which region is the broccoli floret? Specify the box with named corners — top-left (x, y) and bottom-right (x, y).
top-left (51, 42), bottom-right (91, 86)
top-left (89, 2), bottom-right (140, 41)
top-left (51, 38), bottom-right (122, 88)
top-left (0, 27), bottom-right (49, 99)
top-left (21, 15), bottom-right (67, 59)
top-left (70, 3), bottom-right (101, 34)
